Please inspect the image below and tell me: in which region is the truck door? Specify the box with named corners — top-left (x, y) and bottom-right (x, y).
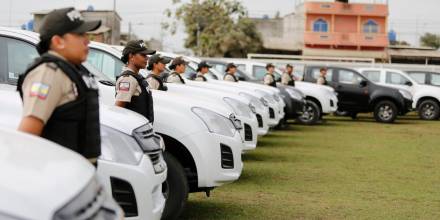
top-left (334, 68), bottom-right (370, 112)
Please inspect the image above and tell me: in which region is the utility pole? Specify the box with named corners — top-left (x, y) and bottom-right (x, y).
top-left (128, 22), bottom-right (132, 41)
top-left (112, 0), bottom-right (117, 45)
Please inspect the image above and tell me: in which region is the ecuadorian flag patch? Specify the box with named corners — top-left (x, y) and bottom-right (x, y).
top-left (30, 82), bottom-right (50, 100)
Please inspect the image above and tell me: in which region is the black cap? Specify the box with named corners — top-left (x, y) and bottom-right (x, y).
top-left (121, 40), bottom-right (156, 63)
top-left (225, 63), bottom-right (237, 72)
top-left (266, 63), bottom-right (275, 70)
top-left (147, 54), bottom-right (171, 70)
top-left (286, 64), bottom-right (293, 68)
top-left (197, 61), bottom-right (212, 71)
top-left (39, 8), bottom-right (101, 41)
top-left (169, 56), bottom-right (189, 70)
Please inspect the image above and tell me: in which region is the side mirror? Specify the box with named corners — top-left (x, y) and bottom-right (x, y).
top-left (360, 80), bottom-right (368, 87)
top-left (405, 81), bottom-right (413, 86)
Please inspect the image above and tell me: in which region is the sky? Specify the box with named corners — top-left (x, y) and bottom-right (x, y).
top-left (1, 0), bottom-right (439, 51)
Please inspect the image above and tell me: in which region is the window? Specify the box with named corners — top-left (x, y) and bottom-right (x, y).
top-left (3, 37), bottom-right (39, 83)
top-left (431, 74), bottom-right (440, 86)
top-left (236, 64), bottom-right (246, 72)
top-left (338, 70), bottom-right (363, 85)
top-left (311, 68), bottom-right (333, 81)
top-left (213, 64), bottom-right (226, 73)
top-left (313, 19), bottom-right (328, 33)
top-left (87, 49), bottom-right (123, 79)
top-left (362, 70), bottom-right (381, 83)
top-left (253, 66), bottom-right (268, 80)
top-left (407, 72), bottom-right (426, 84)
top-left (363, 19), bottom-right (379, 33)
top-left (386, 72), bottom-right (410, 85)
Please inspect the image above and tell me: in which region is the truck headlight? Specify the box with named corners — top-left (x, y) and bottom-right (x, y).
top-left (249, 103), bottom-right (257, 114)
top-left (239, 92), bottom-right (264, 109)
top-left (100, 125), bottom-right (143, 165)
top-left (192, 107), bottom-right (237, 137)
top-left (399, 89), bottom-right (413, 100)
top-left (132, 123), bottom-right (164, 152)
top-left (223, 97), bottom-right (252, 118)
top-left (285, 88), bottom-right (302, 100)
top-left (273, 94), bottom-right (280, 102)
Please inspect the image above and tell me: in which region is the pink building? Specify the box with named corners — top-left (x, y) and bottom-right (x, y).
top-left (253, 0), bottom-right (390, 60)
top-left (303, 0), bottom-right (388, 52)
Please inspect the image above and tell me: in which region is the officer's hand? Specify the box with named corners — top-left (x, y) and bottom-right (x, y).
top-left (18, 116), bottom-right (44, 136)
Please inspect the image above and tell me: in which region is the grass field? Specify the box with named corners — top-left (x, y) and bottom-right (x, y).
top-left (181, 114), bottom-right (440, 220)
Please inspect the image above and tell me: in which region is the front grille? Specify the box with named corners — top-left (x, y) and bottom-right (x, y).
top-left (220, 144), bottom-right (234, 169)
top-left (244, 124), bottom-right (252, 141)
top-left (110, 177), bottom-right (138, 217)
top-left (256, 114), bottom-right (263, 127)
top-left (330, 100), bottom-right (334, 107)
top-left (269, 108), bottom-right (275, 119)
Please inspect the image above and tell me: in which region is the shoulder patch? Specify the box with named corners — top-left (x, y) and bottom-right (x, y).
top-left (119, 82), bottom-right (130, 92)
top-left (30, 82), bottom-right (50, 100)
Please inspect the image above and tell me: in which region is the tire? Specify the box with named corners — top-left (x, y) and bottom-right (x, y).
top-left (350, 112), bottom-right (358, 120)
top-left (373, 100), bottom-right (398, 123)
top-left (161, 152), bottom-right (189, 220)
top-left (297, 100), bottom-right (321, 125)
top-left (418, 99), bottom-right (440, 120)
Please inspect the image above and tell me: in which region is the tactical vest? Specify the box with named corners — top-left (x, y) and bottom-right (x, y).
top-left (117, 70), bottom-right (155, 123)
top-left (147, 74), bottom-right (167, 91)
top-left (319, 76), bottom-right (328, 85)
top-left (17, 53), bottom-right (101, 159)
top-left (224, 73), bottom-right (238, 82)
top-left (287, 74), bottom-right (295, 86)
top-left (265, 73), bottom-right (277, 87)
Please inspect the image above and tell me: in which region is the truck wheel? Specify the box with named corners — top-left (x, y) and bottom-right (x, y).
top-left (333, 110), bottom-right (350, 117)
top-left (297, 100), bottom-right (320, 125)
top-left (162, 152), bottom-right (189, 220)
top-left (374, 101), bottom-right (397, 123)
top-left (418, 100), bottom-right (440, 120)
top-left (350, 112), bottom-right (358, 120)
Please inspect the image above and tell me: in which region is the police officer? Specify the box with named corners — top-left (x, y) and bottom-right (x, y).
top-left (263, 63), bottom-right (277, 87)
top-left (282, 64), bottom-right (295, 86)
top-left (17, 7), bottom-right (102, 163)
top-left (317, 68), bottom-right (328, 85)
top-left (194, 61), bottom-right (211, 82)
top-left (115, 40), bottom-right (156, 123)
top-left (167, 56), bottom-right (189, 84)
top-left (224, 63), bottom-right (239, 82)
top-left (146, 54), bottom-right (171, 90)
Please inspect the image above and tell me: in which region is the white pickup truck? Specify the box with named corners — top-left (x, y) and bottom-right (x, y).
top-left (0, 127), bottom-right (124, 220)
top-left (358, 68), bottom-right (440, 120)
top-left (229, 60), bottom-right (338, 124)
top-left (0, 27), bottom-right (244, 220)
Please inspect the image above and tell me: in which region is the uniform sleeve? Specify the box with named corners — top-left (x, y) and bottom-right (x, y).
top-left (263, 75), bottom-right (273, 85)
top-left (147, 77), bottom-right (160, 90)
top-left (115, 76), bottom-right (139, 102)
top-left (21, 64), bottom-right (66, 124)
top-left (281, 73), bottom-right (289, 85)
top-left (317, 77), bottom-right (324, 85)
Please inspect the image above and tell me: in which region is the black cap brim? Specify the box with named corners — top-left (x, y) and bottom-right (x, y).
top-left (139, 49), bottom-right (156, 55)
top-left (72, 20), bottom-right (102, 34)
top-left (160, 57), bottom-right (172, 64)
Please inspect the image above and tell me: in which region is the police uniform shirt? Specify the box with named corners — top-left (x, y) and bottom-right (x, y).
top-left (281, 72), bottom-right (293, 85)
top-left (194, 72), bottom-right (207, 82)
top-left (22, 51), bottom-right (78, 124)
top-left (264, 74), bottom-right (275, 86)
top-left (224, 74), bottom-right (237, 82)
top-left (146, 75), bottom-right (161, 90)
top-left (115, 70), bottom-right (142, 102)
top-left (167, 72), bottom-right (184, 84)
top-left (317, 76), bottom-right (327, 85)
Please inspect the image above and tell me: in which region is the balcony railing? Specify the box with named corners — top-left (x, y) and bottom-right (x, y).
top-left (304, 32), bottom-right (388, 47)
top-left (304, 1), bottom-right (388, 16)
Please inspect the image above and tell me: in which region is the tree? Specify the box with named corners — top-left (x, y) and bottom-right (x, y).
top-left (163, 0), bottom-right (263, 57)
top-left (420, 33), bottom-right (440, 49)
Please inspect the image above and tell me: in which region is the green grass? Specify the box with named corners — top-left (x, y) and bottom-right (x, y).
top-left (180, 114), bottom-right (440, 220)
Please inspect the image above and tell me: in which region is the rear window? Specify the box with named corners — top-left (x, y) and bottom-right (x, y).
top-left (362, 70), bottom-right (381, 83)
top-left (310, 68), bottom-right (333, 81)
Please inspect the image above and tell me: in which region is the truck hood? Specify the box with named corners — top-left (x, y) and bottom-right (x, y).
top-left (0, 127), bottom-right (94, 220)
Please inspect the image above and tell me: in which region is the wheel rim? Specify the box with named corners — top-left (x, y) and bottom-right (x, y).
top-left (300, 105), bottom-right (315, 122)
top-left (378, 104), bottom-right (394, 121)
top-left (421, 103), bottom-right (435, 119)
